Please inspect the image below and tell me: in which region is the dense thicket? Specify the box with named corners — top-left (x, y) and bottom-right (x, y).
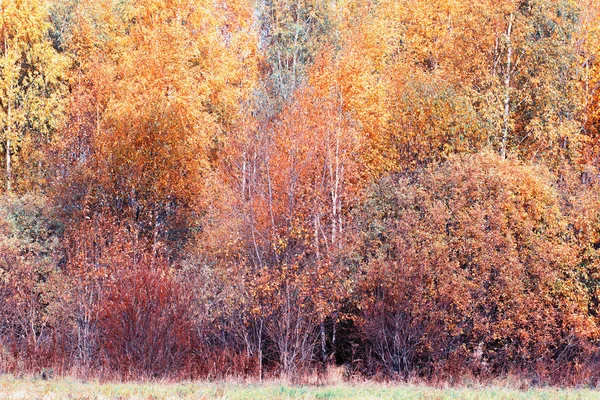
top-left (1, 0), bottom-right (600, 384)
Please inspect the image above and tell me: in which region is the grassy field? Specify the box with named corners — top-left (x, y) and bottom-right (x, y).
top-left (2, 375), bottom-right (600, 399)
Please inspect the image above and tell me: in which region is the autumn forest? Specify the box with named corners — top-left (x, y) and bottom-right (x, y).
top-left (2, 0), bottom-right (600, 385)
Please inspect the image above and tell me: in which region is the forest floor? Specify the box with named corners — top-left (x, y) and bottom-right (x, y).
top-left (2, 375), bottom-right (600, 400)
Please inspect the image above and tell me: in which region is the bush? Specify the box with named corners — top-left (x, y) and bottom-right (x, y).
top-left (354, 152), bottom-right (596, 379)
top-left (0, 194), bottom-right (64, 372)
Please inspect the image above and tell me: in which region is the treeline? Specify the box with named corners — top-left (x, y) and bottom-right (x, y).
top-left (1, 0), bottom-right (600, 384)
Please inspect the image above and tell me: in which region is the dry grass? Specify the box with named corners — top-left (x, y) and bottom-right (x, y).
top-left (1, 374), bottom-right (600, 399)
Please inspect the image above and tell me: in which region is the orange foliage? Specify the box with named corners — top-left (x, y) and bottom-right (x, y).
top-left (3, 0), bottom-right (600, 384)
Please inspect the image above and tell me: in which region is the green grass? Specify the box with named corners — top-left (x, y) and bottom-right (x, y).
top-left (1, 375), bottom-right (600, 399)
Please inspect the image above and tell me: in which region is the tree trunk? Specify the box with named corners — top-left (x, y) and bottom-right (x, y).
top-left (258, 318), bottom-right (263, 382)
top-left (6, 139), bottom-right (11, 192)
top-left (501, 13), bottom-right (514, 160)
top-left (3, 3), bottom-right (12, 192)
top-left (320, 320), bottom-right (327, 363)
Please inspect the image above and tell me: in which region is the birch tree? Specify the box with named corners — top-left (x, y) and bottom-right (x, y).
top-left (0, 0), bottom-right (66, 192)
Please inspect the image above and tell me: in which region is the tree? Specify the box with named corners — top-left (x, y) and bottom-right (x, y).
top-left (0, 0), bottom-right (67, 192)
top-left (491, 0), bottom-right (584, 163)
top-left (329, 0), bottom-right (586, 174)
top-left (55, 0), bottom-right (258, 251)
top-left (257, 0), bottom-right (335, 104)
top-left (579, 0), bottom-right (600, 164)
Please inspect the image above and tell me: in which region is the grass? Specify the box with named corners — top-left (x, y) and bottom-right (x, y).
top-left (1, 375), bottom-right (600, 399)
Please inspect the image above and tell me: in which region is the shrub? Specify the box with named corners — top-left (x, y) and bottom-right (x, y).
top-left (355, 152), bottom-right (596, 379)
